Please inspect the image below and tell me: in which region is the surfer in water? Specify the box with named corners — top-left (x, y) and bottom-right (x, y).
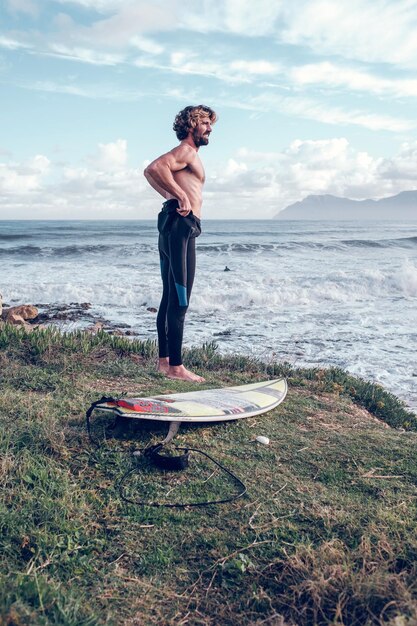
top-left (144, 105), bottom-right (217, 382)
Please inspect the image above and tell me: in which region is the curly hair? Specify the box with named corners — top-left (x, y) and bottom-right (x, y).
top-left (173, 105), bottom-right (218, 140)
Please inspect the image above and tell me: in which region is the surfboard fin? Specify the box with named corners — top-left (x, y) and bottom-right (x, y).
top-left (139, 421), bottom-right (189, 471)
top-left (161, 420), bottom-right (181, 445)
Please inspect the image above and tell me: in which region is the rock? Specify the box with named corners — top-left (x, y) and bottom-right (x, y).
top-left (255, 435), bottom-right (270, 445)
top-left (0, 292), bottom-right (2, 318)
top-left (86, 321), bottom-right (104, 334)
top-left (147, 307), bottom-right (158, 313)
top-left (7, 313), bottom-right (29, 327)
top-left (6, 305), bottom-right (38, 321)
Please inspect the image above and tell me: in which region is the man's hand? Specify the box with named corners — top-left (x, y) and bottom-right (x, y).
top-left (177, 196), bottom-right (192, 216)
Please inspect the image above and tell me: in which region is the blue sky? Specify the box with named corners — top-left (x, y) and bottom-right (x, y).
top-left (1, 0), bottom-right (417, 219)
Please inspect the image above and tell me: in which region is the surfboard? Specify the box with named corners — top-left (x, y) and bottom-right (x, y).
top-left (94, 378), bottom-right (287, 423)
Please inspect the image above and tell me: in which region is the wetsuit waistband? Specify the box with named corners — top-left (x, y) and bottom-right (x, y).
top-left (162, 199), bottom-right (201, 226)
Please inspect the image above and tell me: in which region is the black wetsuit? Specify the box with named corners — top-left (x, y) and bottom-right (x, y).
top-left (156, 199), bottom-right (201, 366)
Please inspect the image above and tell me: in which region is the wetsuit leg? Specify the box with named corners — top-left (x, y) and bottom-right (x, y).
top-left (156, 204), bottom-right (200, 366)
top-left (156, 237), bottom-right (170, 359)
top-left (166, 228), bottom-right (196, 365)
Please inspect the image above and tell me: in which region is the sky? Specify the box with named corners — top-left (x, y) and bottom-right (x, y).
top-left (1, 0), bottom-right (417, 219)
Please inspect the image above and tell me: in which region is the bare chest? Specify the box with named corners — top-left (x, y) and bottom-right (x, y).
top-left (187, 153), bottom-right (205, 183)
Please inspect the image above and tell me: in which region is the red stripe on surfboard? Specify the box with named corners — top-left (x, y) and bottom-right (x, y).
top-left (115, 400), bottom-right (169, 414)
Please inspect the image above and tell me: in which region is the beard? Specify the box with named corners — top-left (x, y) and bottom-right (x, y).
top-left (193, 129), bottom-right (210, 147)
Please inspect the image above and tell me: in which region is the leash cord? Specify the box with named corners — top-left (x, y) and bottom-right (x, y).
top-left (86, 396), bottom-right (117, 448)
top-left (118, 447), bottom-right (247, 508)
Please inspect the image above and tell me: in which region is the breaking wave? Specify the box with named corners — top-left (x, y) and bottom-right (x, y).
top-left (0, 243), bottom-right (157, 258)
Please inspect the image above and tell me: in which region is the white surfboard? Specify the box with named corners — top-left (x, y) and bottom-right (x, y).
top-left (95, 378), bottom-right (287, 423)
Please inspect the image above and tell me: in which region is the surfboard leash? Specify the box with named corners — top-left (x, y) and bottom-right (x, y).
top-left (118, 446), bottom-right (247, 508)
top-left (85, 395), bottom-right (118, 448)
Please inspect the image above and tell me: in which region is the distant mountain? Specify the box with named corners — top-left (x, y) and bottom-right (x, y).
top-left (276, 190), bottom-right (417, 220)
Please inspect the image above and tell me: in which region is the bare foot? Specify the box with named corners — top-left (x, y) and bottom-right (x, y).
top-left (157, 357), bottom-right (169, 375)
top-left (166, 365), bottom-right (205, 382)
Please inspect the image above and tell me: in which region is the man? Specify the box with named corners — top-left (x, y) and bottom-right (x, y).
top-left (144, 105), bottom-right (217, 382)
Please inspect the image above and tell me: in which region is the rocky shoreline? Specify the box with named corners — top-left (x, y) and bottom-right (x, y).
top-left (0, 295), bottom-right (141, 336)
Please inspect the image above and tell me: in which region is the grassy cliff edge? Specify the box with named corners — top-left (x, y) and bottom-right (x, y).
top-left (1, 325), bottom-right (417, 626)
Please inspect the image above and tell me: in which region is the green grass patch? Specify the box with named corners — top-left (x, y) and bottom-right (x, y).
top-left (1, 323), bottom-right (417, 625)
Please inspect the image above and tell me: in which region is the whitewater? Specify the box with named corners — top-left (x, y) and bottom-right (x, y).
top-left (1, 219), bottom-right (416, 410)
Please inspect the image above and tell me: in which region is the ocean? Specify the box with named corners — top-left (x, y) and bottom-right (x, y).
top-left (1, 219), bottom-right (416, 410)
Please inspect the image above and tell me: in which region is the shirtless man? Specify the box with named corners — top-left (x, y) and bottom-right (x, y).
top-left (144, 105), bottom-right (217, 382)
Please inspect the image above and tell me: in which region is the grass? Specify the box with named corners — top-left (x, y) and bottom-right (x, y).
top-left (1, 323), bottom-right (417, 625)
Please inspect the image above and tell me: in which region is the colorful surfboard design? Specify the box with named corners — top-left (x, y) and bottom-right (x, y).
top-left (95, 378), bottom-right (287, 423)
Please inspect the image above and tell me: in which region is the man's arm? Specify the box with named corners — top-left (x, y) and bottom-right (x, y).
top-left (144, 171), bottom-right (168, 199)
top-left (144, 144), bottom-right (196, 215)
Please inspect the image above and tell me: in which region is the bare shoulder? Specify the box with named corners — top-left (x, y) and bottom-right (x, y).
top-left (146, 142), bottom-right (197, 174)
top-left (169, 142), bottom-right (197, 165)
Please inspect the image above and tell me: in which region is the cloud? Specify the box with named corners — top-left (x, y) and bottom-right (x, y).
top-left (48, 0), bottom-right (417, 77)
top-left (229, 59), bottom-right (279, 76)
top-left (6, 0), bottom-right (417, 75)
top-left (25, 80), bottom-right (105, 98)
top-left (73, 2), bottom-right (177, 45)
top-left (204, 138), bottom-right (371, 216)
top-left (378, 141), bottom-right (417, 182)
top-left (171, 55), bottom-right (281, 83)
top-left (248, 92), bottom-right (414, 132)
top-left (52, 0), bottom-right (285, 38)
top-left (181, 0), bottom-right (285, 36)
top-left (280, 0), bottom-right (417, 69)
top-left (0, 154), bottom-right (50, 193)
top-left (21, 79), bottom-right (151, 100)
top-left (94, 139), bottom-right (128, 170)
top-left (129, 35), bottom-right (164, 55)
top-left (291, 61), bottom-right (417, 98)
top-left (17, 76), bottom-right (203, 104)
top-left (134, 52), bottom-right (282, 85)
top-left (280, 138), bottom-right (380, 198)
top-left (47, 43), bottom-right (125, 65)
top-left (0, 35), bottom-right (31, 50)
top-left (0, 139), bottom-right (156, 219)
